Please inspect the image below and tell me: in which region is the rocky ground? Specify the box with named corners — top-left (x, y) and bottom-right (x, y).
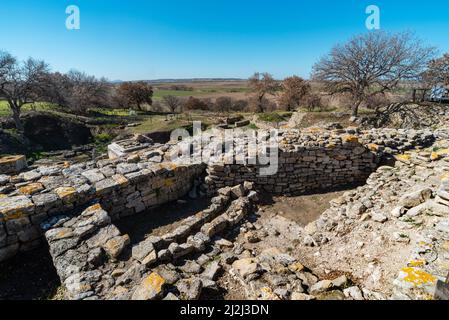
top-left (213, 144), bottom-right (449, 300)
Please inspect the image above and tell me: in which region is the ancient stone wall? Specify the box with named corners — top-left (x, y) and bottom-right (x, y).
top-left (0, 128), bottom-right (435, 262)
top-left (0, 159), bottom-right (204, 262)
top-left (203, 129), bottom-right (434, 196)
top-left (45, 183), bottom-right (257, 300)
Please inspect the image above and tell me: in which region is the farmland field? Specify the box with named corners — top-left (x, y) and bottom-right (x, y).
top-left (152, 80), bottom-right (251, 101)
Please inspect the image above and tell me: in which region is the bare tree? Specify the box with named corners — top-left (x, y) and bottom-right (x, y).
top-left (422, 53), bottom-right (449, 86)
top-left (183, 96), bottom-right (208, 111)
top-left (280, 76), bottom-right (311, 111)
top-left (162, 95), bottom-right (182, 114)
top-left (231, 99), bottom-right (248, 112)
top-left (0, 51), bottom-right (50, 130)
top-left (116, 81), bottom-right (153, 111)
top-left (214, 96), bottom-right (233, 113)
top-left (46, 70), bottom-right (111, 114)
top-left (248, 72), bottom-right (280, 113)
top-left (312, 32), bottom-right (435, 117)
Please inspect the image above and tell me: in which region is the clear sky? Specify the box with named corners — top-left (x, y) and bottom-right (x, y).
top-left (1, 0), bottom-right (448, 81)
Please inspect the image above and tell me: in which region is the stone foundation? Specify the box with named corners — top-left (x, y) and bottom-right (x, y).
top-left (0, 128), bottom-right (436, 262)
top-left (0, 161), bottom-right (204, 262)
top-left (45, 183), bottom-right (258, 300)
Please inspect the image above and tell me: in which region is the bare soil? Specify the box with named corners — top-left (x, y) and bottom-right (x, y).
top-left (267, 191), bottom-right (348, 227)
top-left (116, 197), bottom-right (210, 244)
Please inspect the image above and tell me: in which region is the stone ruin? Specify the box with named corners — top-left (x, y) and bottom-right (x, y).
top-left (0, 126), bottom-right (446, 300)
top-left (45, 183), bottom-right (257, 300)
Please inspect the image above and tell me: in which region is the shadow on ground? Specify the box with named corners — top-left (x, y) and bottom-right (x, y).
top-left (0, 245), bottom-right (61, 300)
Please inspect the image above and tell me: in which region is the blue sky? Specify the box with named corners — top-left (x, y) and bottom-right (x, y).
top-left (1, 0), bottom-right (448, 80)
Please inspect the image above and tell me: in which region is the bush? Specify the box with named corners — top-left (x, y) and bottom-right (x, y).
top-left (304, 94), bottom-right (323, 112)
top-left (183, 97), bottom-right (209, 111)
top-left (258, 112), bottom-right (287, 123)
top-left (95, 133), bottom-right (112, 143)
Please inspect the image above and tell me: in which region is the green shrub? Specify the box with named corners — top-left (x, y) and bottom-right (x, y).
top-left (258, 112), bottom-right (288, 123)
top-left (95, 133), bottom-right (113, 143)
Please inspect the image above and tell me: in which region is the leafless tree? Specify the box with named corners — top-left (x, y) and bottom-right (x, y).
top-left (248, 72), bottom-right (280, 113)
top-left (231, 99), bottom-right (248, 112)
top-left (0, 51), bottom-right (50, 130)
top-left (280, 76), bottom-right (311, 111)
top-left (183, 96), bottom-right (209, 111)
top-left (162, 95), bottom-right (182, 114)
top-left (312, 32), bottom-right (435, 117)
top-left (46, 70), bottom-right (112, 114)
top-left (214, 96), bottom-right (233, 113)
top-left (422, 53), bottom-right (449, 86)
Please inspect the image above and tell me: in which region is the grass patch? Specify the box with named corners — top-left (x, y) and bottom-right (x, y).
top-left (247, 123), bottom-right (259, 130)
top-left (0, 101), bottom-right (60, 117)
top-left (258, 111), bottom-right (292, 123)
top-left (132, 112), bottom-right (214, 134)
top-left (94, 133), bottom-right (113, 143)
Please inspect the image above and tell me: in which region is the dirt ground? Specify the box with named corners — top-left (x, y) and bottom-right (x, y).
top-left (116, 197), bottom-right (210, 245)
top-left (0, 246), bottom-right (61, 300)
top-left (266, 191), bottom-right (348, 227)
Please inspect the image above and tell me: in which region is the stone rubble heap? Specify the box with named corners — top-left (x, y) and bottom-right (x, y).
top-left (229, 247), bottom-right (354, 300)
top-left (301, 147), bottom-right (449, 300)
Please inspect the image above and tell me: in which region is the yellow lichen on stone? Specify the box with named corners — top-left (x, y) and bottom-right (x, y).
top-left (442, 173), bottom-right (449, 182)
top-left (164, 178), bottom-right (174, 187)
top-left (19, 183), bottom-right (44, 195)
top-left (0, 194), bottom-right (6, 199)
top-left (306, 127), bottom-right (322, 133)
top-left (367, 144), bottom-right (380, 152)
top-left (430, 152), bottom-right (441, 161)
top-left (288, 262), bottom-right (305, 272)
top-left (342, 135), bottom-right (359, 144)
top-left (56, 229), bottom-right (73, 240)
top-left (112, 174), bottom-right (129, 187)
top-left (3, 211), bottom-right (24, 221)
top-left (83, 203), bottom-right (102, 214)
top-left (408, 260), bottom-right (427, 268)
top-left (163, 162), bottom-right (178, 171)
top-left (0, 195), bottom-right (34, 221)
top-left (395, 154), bottom-right (411, 163)
top-left (0, 155), bottom-right (26, 164)
top-left (400, 267), bottom-right (437, 286)
top-left (260, 287), bottom-right (280, 300)
top-left (54, 187), bottom-right (76, 202)
top-left (142, 272), bottom-right (166, 294)
top-left (436, 148), bottom-right (449, 156)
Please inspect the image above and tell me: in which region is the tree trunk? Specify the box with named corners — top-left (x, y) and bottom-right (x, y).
top-left (351, 100), bottom-right (362, 118)
top-left (10, 103), bottom-right (24, 131)
top-left (257, 97), bottom-right (264, 113)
